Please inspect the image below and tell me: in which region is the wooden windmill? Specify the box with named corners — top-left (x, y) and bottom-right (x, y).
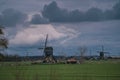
top-left (97, 46), bottom-right (110, 59)
top-left (39, 34), bottom-right (57, 63)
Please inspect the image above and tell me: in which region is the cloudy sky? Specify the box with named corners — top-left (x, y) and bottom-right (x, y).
top-left (0, 0), bottom-right (120, 56)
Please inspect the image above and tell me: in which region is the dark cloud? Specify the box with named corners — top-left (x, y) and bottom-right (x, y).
top-left (1, 1), bottom-right (120, 25)
top-left (103, 1), bottom-right (120, 20)
top-left (1, 0), bottom-right (118, 13)
top-left (42, 1), bottom-right (68, 22)
top-left (40, 1), bottom-right (120, 23)
top-left (103, 10), bottom-right (115, 20)
top-left (30, 14), bottom-right (49, 24)
top-left (0, 0), bottom-right (6, 6)
top-left (85, 8), bottom-right (104, 21)
top-left (0, 8), bottom-right (27, 27)
top-left (42, 1), bottom-right (85, 22)
top-left (113, 1), bottom-right (120, 19)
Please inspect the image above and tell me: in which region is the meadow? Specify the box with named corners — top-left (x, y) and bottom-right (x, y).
top-left (0, 60), bottom-right (120, 80)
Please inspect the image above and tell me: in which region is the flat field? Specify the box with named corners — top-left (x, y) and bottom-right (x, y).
top-left (0, 60), bottom-right (120, 80)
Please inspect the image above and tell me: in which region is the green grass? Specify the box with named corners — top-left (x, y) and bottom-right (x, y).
top-left (0, 60), bottom-right (120, 80)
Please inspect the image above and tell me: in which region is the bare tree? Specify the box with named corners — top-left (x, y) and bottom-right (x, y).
top-left (79, 46), bottom-right (87, 64)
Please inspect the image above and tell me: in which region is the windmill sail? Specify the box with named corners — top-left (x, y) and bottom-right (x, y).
top-left (38, 34), bottom-right (57, 63)
top-left (44, 34), bottom-right (48, 49)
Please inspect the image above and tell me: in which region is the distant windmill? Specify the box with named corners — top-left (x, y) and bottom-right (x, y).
top-left (39, 34), bottom-right (57, 63)
top-left (97, 46), bottom-right (110, 59)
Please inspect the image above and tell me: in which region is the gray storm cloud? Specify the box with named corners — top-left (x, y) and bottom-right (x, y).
top-left (30, 14), bottom-right (49, 24)
top-left (0, 1), bottom-right (120, 26)
top-left (36, 1), bottom-right (120, 23)
top-left (0, 8), bottom-right (27, 27)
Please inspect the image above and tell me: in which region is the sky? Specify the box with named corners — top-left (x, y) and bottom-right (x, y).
top-left (0, 0), bottom-right (120, 56)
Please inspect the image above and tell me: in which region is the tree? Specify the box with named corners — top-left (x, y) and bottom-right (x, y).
top-left (79, 46), bottom-right (87, 64)
top-left (0, 53), bottom-right (4, 61)
top-left (0, 26), bottom-right (8, 61)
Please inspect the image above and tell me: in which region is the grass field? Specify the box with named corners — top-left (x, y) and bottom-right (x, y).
top-left (0, 60), bottom-right (120, 80)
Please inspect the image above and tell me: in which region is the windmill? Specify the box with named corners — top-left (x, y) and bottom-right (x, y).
top-left (39, 34), bottom-right (57, 63)
top-left (97, 46), bottom-right (110, 59)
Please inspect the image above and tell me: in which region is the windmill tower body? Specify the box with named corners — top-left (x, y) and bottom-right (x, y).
top-left (99, 46), bottom-right (104, 59)
top-left (100, 52), bottom-right (104, 59)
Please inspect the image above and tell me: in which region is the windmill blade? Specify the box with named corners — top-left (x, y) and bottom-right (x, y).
top-left (38, 34), bottom-right (48, 50)
top-left (44, 34), bottom-right (48, 49)
top-left (101, 45), bottom-right (104, 52)
top-left (97, 51), bottom-right (100, 53)
top-left (38, 34), bottom-right (48, 57)
top-left (38, 48), bottom-right (43, 49)
top-left (104, 52), bottom-right (110, 54)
